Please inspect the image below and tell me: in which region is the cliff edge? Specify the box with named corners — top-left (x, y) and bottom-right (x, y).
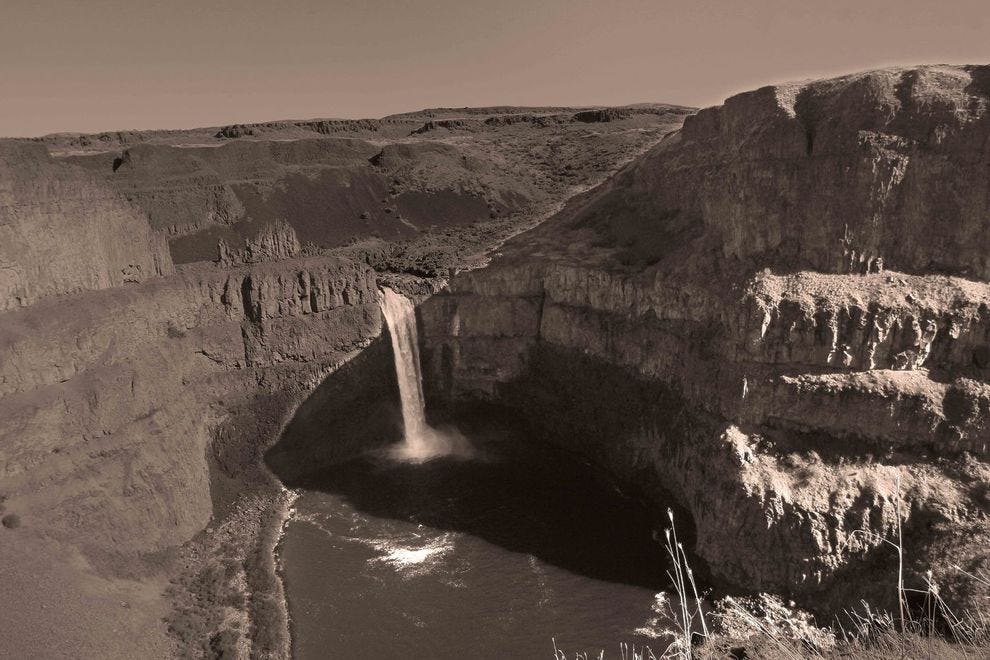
top-left (574, 64), bottom-right (990, 279)
top-left (0, 142), bottom-right (173, 311)
top-left (421, 64), bottom-right (990, 616)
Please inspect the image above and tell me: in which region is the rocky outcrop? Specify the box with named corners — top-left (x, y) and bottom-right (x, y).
top-left (419, 65), bottom-right (990, 613)
top-left (215, 124), bottom-right (260, 139)
top-left (213, 119), bottom-right (390, 139)
top-left (573, 108), bottom-right (633, 123)
top-left (409, 119), bottom-right (485, 135)
top-left (482, 113), bottom-right (573, 127)
top-left (218, 218), bottom-right (301, 267)
top-left (0, 141), bottom-right (173, 311)
top-left (573, 105), bottom-right (695, 123)
top-left (297, 118), bottom-right (384, 135)
top-left (579, 65), bottom-right (990, 279)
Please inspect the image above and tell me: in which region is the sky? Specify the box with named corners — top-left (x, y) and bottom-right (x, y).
top-left (0, 0), bottom-right (987, 137)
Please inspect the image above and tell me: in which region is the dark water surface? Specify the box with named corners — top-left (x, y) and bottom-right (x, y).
top-left (279, 418), bottom-right (683, 659)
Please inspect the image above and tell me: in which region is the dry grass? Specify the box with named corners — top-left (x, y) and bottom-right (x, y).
top-left (553, 499), bottom-right (990, 660)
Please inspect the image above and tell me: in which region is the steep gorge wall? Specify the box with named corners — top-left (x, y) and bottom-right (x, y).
top-left (421, 259), bottom-right (990, 609)
top-left (0, 254), bottom-right (381, 566)
top-left (0, 142), bottom-right (173, 312)
top-left (419, 65), bottom-right (990, 611)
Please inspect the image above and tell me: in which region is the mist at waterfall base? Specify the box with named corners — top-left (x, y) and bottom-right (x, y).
top-left (378, 287), bottom-right (473, 463)
top-left (277, 289), bottom-right (691, 658)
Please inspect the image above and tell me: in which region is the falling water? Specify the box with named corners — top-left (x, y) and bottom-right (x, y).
top-left (379, 287), bottom-right (469, 462)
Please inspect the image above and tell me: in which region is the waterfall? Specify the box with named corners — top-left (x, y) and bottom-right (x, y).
top-left (379, 287), bottom-right (469, 462)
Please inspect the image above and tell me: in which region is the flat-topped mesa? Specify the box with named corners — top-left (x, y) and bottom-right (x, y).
top-left (578, 64), bottom-right (990, 280)
top-left (0, 141), bottom-right (173, 312)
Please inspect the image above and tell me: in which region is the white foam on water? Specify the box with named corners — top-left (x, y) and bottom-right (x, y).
top-left (633, 592), bottom-right (678, 639)
top-left (380, 545), bottom-right (442, 566)
top-left (292, 511), bottom-right (337, 537)
top-left (296, 504), bottom-right (458, 579)
top-left (529, 555), bottom-right (555, 608)
top-left (366, 532), bottom-right (456, 578)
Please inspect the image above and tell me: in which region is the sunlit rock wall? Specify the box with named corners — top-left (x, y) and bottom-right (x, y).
top-left (0, 142), bottom-right (172, 312)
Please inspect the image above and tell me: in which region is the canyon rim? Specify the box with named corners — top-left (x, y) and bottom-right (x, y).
top-left (2, 5), bottom-right (990, 659)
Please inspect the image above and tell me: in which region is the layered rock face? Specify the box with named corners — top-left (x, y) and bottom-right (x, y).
top-left (0, 142), bottom-right (173, 311)
top-left (7, 72), bottom-right (989, 648)
top-left (0, 243), bottom-right (383, 658)
top-left (420, 65), bottom-right (990, 612)
top-left (0, 254), bottom-right (380, 565)
top-left (218, 218), bottom-right (301, 267)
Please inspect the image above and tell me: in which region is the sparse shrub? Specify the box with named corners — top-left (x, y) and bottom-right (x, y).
top-left (243, 521), bottom-right (290, 658)
top-left (2, 513), bottom-right (21, 529)
top-left (208, 628), bottom-right (240, 660)
top-left (249, 596), bottom-right (284, 654)
top-left (166, 321), bottom-right (187, 339)
top-left (166, 550), bottom-right (248, 658)
top-left (167, 604), bottom-right (205, 648)
top-left (552, 498), bottom-right (990, 659)
top-left (660, 509), bottom-right (708, 656)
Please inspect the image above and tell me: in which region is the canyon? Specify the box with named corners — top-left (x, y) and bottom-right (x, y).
top-left (0, 65), bottom-right (988, 659)
top-left (0, 105), bottom-right (686, 658)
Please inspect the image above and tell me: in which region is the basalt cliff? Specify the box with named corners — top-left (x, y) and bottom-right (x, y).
top-left (0, 66), bottom-right (989, 658)
top-left (419, 65), bottom-right (990, 614)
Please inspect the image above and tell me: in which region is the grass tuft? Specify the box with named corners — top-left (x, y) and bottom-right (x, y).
top-left (552, 502), bottom-right (989, 659)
